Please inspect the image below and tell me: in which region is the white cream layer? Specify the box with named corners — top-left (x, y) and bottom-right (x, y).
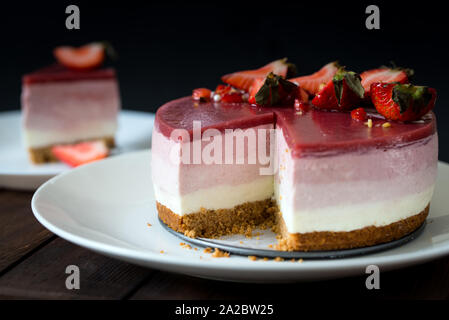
top-left (275, 183), bottom-right (434, 233)
top-left (154, 175), bottom-right (274, 215)
top-left (23, 121), bottom-right (117, 148)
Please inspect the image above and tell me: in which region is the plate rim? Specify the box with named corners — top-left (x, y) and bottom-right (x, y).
top-left (31, 150), bottom-right (449, 275)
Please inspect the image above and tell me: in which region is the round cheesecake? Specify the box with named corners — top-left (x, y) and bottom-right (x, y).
top-left (152, 96), bottom-right (437, 251)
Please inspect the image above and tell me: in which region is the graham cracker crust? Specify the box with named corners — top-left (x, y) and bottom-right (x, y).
top-left (157, 200), bottom-right (277, 238)
top-left (275, 205), bottom-right (429, 251)
top-left (27, 136), bottom-right (115, 164)
top-left (157, 200), bottom-right (429, 251)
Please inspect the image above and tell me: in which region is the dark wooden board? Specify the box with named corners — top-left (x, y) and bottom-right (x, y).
top-left (0, 189), bottom-right (54, 274)
top-left (0, 237), bottom-right (153, 299)
top-left (130, 256), bottom-right (449, 300)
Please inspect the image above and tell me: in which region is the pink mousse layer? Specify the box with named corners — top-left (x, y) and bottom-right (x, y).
top-left (152, 123), bottom-right (273, 196)
top-left (22, 78), bottom-right (120, 131)
top-left (276, 128), bottom-right (438, 210)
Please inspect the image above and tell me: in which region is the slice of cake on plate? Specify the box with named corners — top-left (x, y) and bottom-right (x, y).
top-left (152, 59), bottom-right (438, 251)
top-left (21, 43), bottom-right (121, 164)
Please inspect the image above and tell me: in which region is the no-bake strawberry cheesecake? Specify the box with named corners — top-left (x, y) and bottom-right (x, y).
top-left (152, 59), bottom-right (438, 251)
top-left (21, 43), bottom-right (121, 165)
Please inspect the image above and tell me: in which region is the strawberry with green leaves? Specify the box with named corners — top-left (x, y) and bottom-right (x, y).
top-left (361, 67), bottom-right (412, 101)
top-left (254, 72), bottom-right (298, 107)
top-left (370, 82), bottom-right (436, 121)
top-left (312, 67), bottom-right (365, 110)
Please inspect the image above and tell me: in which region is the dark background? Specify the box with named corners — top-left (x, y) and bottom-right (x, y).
top-left (1, 1), bottom-right (448, 161)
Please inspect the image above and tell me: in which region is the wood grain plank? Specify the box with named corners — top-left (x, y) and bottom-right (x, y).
top-left (130, 257), bottom-right (449, 300)
top-left (0, 189), bottom-right (54, 273)
top-left (0, 237), bottom-right (153, 299)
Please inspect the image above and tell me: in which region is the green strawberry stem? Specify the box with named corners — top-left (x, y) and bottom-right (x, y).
top-left (255, 72), bottom-right (298, 106)
top-left (332, 67), bottom-right (364, 105)
top-left (392, 84), bottom-right (433, 114)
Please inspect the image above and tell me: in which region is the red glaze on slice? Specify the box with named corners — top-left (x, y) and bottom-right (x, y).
top-left (23, 64), bottom-right (116, 84)
top-left (274, 108), bottom-right (436, 157)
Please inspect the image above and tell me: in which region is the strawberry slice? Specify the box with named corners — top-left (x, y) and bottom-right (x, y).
top-left (221, 58), bottom-right (294, 91)
top-left (361, 67), bottom-right (412, 100)
top-left (370, 82), bottom-right (436, 121)
top-left (312, 67), bottom-right (364, 110)
top-left (248, 78), bottom-right (265, 104)
top-left (289, 61), bottom-right (339, 95)
top-left (192, 88), bottom-right (212, 102)
top-left (51, 140), bottom-right (109, 167)
top-left (54, 43), bottom-right (105, 70)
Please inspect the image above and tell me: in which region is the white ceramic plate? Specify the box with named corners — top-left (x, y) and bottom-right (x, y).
top-left (0, 110), bottom-right (155, 190)
top-left (31, 150), bottom-right (449, 282)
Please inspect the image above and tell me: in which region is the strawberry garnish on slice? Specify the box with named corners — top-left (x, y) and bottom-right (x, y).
top-left (289, 61), bottom-right (339, 95)
top-left (351, 108), bottom-right (367, 121)
top-left (54, 43), bottom-right (106, 70)
top-left (312, 67), bottom-right (364, 110)
top-left (192, 88), bottom-right (212, 102)
top-left (361, 67), bottom-right (412, 100)
top-left (51, 140), bottom-right (109, 167)
top-left (370, 82), bottom-right (436, 121)
top-left (248, 78), bottom-right (265, 104)
top-left (221, 58), bottom-right (295, 92)
top-left (254, 72), bottom-right (298, 107)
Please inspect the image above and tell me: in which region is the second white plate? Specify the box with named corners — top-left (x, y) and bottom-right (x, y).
top-left (0, 110), bottom-right (155, 190)
top-left (31, 150), bottom-right (449, 283)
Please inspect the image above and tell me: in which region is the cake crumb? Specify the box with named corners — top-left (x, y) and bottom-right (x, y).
top-left (285, 148), bottom-right (289, 153)
top-left (382, 122), bottom-right (391, 128)
top-left (211, 248), bottom-right (230, 258)
top-left (263, 257), bottom-right (269, 261)
top-left (147, 223), bottom-right (152, 227)
top-left (268, 244), bottom-right (273, 248)
top-left (204, 247), bottom-right (213, 254)
top-left (194, 247), bottom-right (198, 251)
top-left (365, 119), bottom-right (373, 128)
top-left (290, 259), bottom-right (296, 262)
top-left (239, 241), bottom-right (244, 244)
top-left (298, 259), bottom-right (304, 263)
top-left (248, 256), bottom-right (257, 261)
top-left (274, 257), bottom-right (284, 262)
top-left (160, 250), bottom-right (165, 254)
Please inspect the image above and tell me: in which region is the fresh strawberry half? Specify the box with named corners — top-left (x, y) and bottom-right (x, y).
top-left (289, 61), bottom-right (339, 95)
top-left (361, 67), bottom-right (412, 100)
top-left (192, 88), bottom-right (212, 102)
top-left (370, 82), bottom-right (436, 121)
top-left (312, 67), bottom-right (365, 110)
top-left (54, 43), bottom-right (105, 70)
top-left (254, 72), bottom-right (298, 107)
top-left (248, 77), bottom-right (308, 105)
top-left (221, 58), bottom-right (295, 92)
top-left (51, 140), bottom-right (109, 167)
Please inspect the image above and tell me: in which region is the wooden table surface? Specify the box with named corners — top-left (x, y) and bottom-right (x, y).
top-left (1, 188), bottom-right (448, 300)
